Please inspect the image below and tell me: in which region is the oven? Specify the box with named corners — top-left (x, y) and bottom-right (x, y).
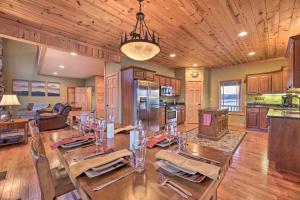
top-left (166, 106), bottom-right (177, 124)
top-left (160, 86), bottom-right (173, 96)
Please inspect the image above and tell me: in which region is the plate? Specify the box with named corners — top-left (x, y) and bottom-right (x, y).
top-left (85, 159), bottom-right (128, 178)
top-left (156, 160), bottom-right (206, 183)
top-left (61, 139), bottom-right (92, 149)
top-left (156, 137), bottom-right (177, 148)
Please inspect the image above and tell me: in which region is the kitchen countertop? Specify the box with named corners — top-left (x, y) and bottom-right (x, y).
top-left (247, 104), bottom-right (300, 109)
top-left (267, 108), bottom-right (300, 119)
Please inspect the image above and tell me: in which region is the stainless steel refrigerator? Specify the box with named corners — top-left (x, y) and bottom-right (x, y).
top-left (133, 80), bottom-right (160, 132)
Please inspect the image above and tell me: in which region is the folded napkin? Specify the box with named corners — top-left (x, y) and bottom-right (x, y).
top-left (147, 135), bottom-right (166, 148)
top-left (51, 135), bottom-right (95, 150)
top-left (70, 149), bottom-right (131, 178)
top-left (115, 125), bottom-right (135, 134)
top-left (155, 150), bottom-right (220, 180)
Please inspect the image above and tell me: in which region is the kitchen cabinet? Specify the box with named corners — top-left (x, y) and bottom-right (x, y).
top-left (159, 76), bottom-right (166, 86)
top-left (247, 75), bottom-right (259, 94)
top-left (246, 107), bottom-right (269, 131)
top-left (165, 78), bottom-right (171, 86)
top-left (133, 68), bottom-right (145, 80)
top-left (145, 71), bottom-right (155, 81)
top-left (171, 79), bottom-right (176, 96)
top-left (176, 105), bottom-right (185, 124)
top-left (271, 71), bottom-right (283, 93)
top-left (246, 108), bottom-right (260, 128)
top-left (154, 75), bottom-right (160, 84)
top-left (133, 67), bottom-right (155, 81)
top-left (258, 74), bottom-right (271, 94)
top-left (159, 107), bottom-right (166, 127)
top-left (282, 67), bottom-right (289, 92)
top-left (175, 79), bottom-right (181, 96)
top-left (286, 35), bottom-right (300, 88)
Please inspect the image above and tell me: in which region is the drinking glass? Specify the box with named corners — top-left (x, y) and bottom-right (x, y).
top-left (177, 132), bottom-right (187, 152)
top-left (95, 119), bottom-right (106, 145)
top-left (164, 123), bottom-right (173, 150)
top-left (133, 125), bottom-right (147, 172)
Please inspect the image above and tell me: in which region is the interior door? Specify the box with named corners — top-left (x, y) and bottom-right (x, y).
top-left (106, 74), bottom-right (118, 121)
top-left (186, 81), bottom-right (202, 124)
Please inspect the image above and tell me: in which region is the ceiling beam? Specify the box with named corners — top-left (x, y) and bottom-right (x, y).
top-left (0, 15), bottom-right (121, 63)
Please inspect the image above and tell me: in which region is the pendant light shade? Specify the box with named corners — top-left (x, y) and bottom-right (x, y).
top-left (120, 0), bottom-right (160, 61)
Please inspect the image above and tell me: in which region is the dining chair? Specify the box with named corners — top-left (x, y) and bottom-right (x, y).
top-left (30, 136), bottom-right (77, 200)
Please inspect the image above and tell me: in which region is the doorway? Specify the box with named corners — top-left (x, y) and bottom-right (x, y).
top-left (105, 73), bottom-right (119, 122)
top-left (185, 81), bottom-right (202, 124)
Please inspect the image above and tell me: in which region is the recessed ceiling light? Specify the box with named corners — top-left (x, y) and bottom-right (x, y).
top-left (193, 64), bottom-right (198, 67)
top-left (53, 72), bottom-right (58, 75)
top-left (170, 53), bottom-right (176, 58)
top-left (59, 65), bottom-right (65, 69)
top-left (248, 51), bottom-right (256, 56)
top-left (238, 31), bottom-right (248, 37)
top-left (70, 52), bottom-right (77, 56)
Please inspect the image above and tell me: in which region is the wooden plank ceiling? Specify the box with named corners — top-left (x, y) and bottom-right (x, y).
top-left (0, 0), bottom-right (300, 68)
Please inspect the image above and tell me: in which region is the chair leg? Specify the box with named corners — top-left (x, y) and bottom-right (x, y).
top-left (71, 190), bottom-right (81, 200)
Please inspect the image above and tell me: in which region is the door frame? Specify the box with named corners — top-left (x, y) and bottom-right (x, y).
top-left (105, 72), bottom-right (120, 123)
top-left (185, 81), bottom-right (203, 124)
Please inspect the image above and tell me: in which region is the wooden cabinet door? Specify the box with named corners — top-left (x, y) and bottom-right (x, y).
top-left (165, 78), bottom-right (171, 86)
top-left (186, 82), bottom-right (202, 124)
top-left (175, 80), bottom-right (181, 96)
top-left (67, 87), bottom-right (75, 105)
top-left (177, 108), bottom-right (181, 124)
top-left (159, 107), bottom-right (165, 127)
top-left (145, 71), bottom-right (155, 81)
top-left (154, 75), bottom-right (160, 84)
top-left (258, 74), bottom-right (271, 94)
top-left (246, 108), bottom-right (260, 128)
top-left (134, 69), bottom-right (145, 80)
top-left (171, 79), bottom-right (176, 96)
top-left (282, 67), bottom-right (289, 92)
top-left (271, 72), bottom-right (283, 93)
top-left (247, 75), bottom-right (259, 94)
top-left (259, 108), bottom-right (269, 130)
top-left (159, 76), bottom-right (166, 86)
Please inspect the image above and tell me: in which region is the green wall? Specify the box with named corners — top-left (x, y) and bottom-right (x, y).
top-left (3, 39), bottom-right (85, 110)
top-left (207, 58), bottom-right (287, 126)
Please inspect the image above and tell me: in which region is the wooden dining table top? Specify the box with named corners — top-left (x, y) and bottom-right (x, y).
top-left (48, 126), bottom-right (231, 200)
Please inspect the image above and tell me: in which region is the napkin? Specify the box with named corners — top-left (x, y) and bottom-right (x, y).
top-left (114, 125), bottom-right (135, 134)
top-left (70, 149), bottom-right (131, 178)
top-left (51, 135), bottom-right (95, 150)
top-left (155, 150), bottom-right (220, 180)
top-left (147, 135), bottom-right (166, 148)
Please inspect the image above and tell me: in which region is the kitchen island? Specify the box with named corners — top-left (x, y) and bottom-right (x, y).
top-left (267, 109), bottom-right (300, 175)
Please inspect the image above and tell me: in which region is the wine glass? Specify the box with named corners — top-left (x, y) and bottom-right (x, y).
top-left (164, 123), bottom-right (173, 150)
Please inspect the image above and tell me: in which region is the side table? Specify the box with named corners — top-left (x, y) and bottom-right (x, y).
top-left (0, 119), bottom-right (29, 146)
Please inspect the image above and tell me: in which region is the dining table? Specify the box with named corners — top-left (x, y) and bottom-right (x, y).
top-left (48, 124), bottom-right (231, 200)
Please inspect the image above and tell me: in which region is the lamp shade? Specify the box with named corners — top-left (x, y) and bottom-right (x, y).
top-left (120, 41), bottom-right (160, 61)
top-left (0, 95), bottom-right (20, 106)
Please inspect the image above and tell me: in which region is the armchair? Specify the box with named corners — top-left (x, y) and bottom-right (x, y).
top-left (37, 103), bottom-right (71, 131)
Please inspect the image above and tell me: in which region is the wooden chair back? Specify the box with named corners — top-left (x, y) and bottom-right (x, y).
top-left (30, 137), bottom-right (56, 200)
top-left (28, 120), bottom-right (40, 138)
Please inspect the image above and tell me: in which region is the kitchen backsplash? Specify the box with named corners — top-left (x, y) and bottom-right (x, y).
top-left (247, 94), bottom-right (300, 105)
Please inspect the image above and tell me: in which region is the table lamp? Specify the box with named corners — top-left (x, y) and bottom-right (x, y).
top-left (0, 94), bottom-right (20, 122)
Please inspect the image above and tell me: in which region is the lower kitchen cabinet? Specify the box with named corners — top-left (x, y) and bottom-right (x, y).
top-left (246, 107), bottom-right (269, 132)
top-left (177, 105), bottom-right (185, 124)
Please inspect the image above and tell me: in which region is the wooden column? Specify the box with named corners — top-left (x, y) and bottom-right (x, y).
top-left (0, 38), bottom-right (4, 110)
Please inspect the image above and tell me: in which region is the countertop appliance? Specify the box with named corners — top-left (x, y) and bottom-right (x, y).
top-left (166, 104), bottom-right (177, 124)
top-left (282, 95), bottom-right (293, 107)
top-left (160, 85), bottom-right (173, 96)
top-left (135, 80), bottom-right (159, 132)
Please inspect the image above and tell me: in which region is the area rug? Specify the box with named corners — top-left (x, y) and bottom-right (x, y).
top-left (187, 129), bottom-right (246, 154)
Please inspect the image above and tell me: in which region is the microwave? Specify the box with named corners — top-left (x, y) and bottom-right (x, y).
top-left (160, 86), bottom-right (173, 96)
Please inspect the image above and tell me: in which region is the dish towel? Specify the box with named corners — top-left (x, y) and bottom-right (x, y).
top-left (155, 150), bottom-right (220, 180)
top-left (51, 135), bottom-right (95, 149)
top-left (203, 114), bottom-right (212, 126)
top-left (147, 135), bottom-right (166, 148)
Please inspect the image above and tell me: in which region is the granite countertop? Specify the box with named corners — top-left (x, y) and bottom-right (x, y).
top-left (247, 104), bottom-right (300, 109)
top-left (267, 109), bottom-right (300, 119)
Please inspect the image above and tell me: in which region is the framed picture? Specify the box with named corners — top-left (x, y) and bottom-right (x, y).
top-left (47, 82), bottom-right (60, 96)
top-left (12, 79), bottom-right (29, 96)
top-left (31, 81), bottom-right (46, 96)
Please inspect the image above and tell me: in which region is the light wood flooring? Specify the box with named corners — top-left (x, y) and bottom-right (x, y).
top-left (0, 128), bottom-right (299, 200)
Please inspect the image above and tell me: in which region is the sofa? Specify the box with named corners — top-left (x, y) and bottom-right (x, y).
top-left (36, 103), bottom-right (71, 131)
top-left (17, 103), bottom-right (50, 120)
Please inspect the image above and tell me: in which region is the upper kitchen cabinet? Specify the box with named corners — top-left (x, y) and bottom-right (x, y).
top-left (286, 35), bottom-right (300, 88)
top-left (247, 74), bottom-right (271, 94)
top-left (133, 67), bottom-right (156, 81)
top-left (271, 71), bottom-right (283, 93)
top-left (175, 79), bottom-right (181, 96)
top-left (156, 75), bottom-right (181, 96)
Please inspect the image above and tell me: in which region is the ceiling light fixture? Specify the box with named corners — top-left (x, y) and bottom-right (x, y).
top-left (59, 65), bottom-right (65, 69)
top-left (193, 64), bottom-right (198, 67)
top-left (170, 54), bottom-right (176, 58)
top-left (120, 0), bottom-right (160, 61)
top-left (248, 51), bottom-right (256, 56)
top-left (53, 72), bottom-right (58, 75)
top-left (70, 52), bottom-right (77, 56)
top-left (238, 31), bottom-right (248, 37)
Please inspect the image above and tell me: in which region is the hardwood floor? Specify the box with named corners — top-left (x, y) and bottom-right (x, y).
top-left (0, 128), bottom-right (299, 200)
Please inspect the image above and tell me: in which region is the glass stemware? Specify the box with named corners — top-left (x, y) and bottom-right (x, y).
top-left (95, 119), bottom-right (106, 145)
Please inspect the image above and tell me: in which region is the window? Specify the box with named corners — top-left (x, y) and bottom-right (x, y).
top-left (220, 80), bottom-right (242, 112)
